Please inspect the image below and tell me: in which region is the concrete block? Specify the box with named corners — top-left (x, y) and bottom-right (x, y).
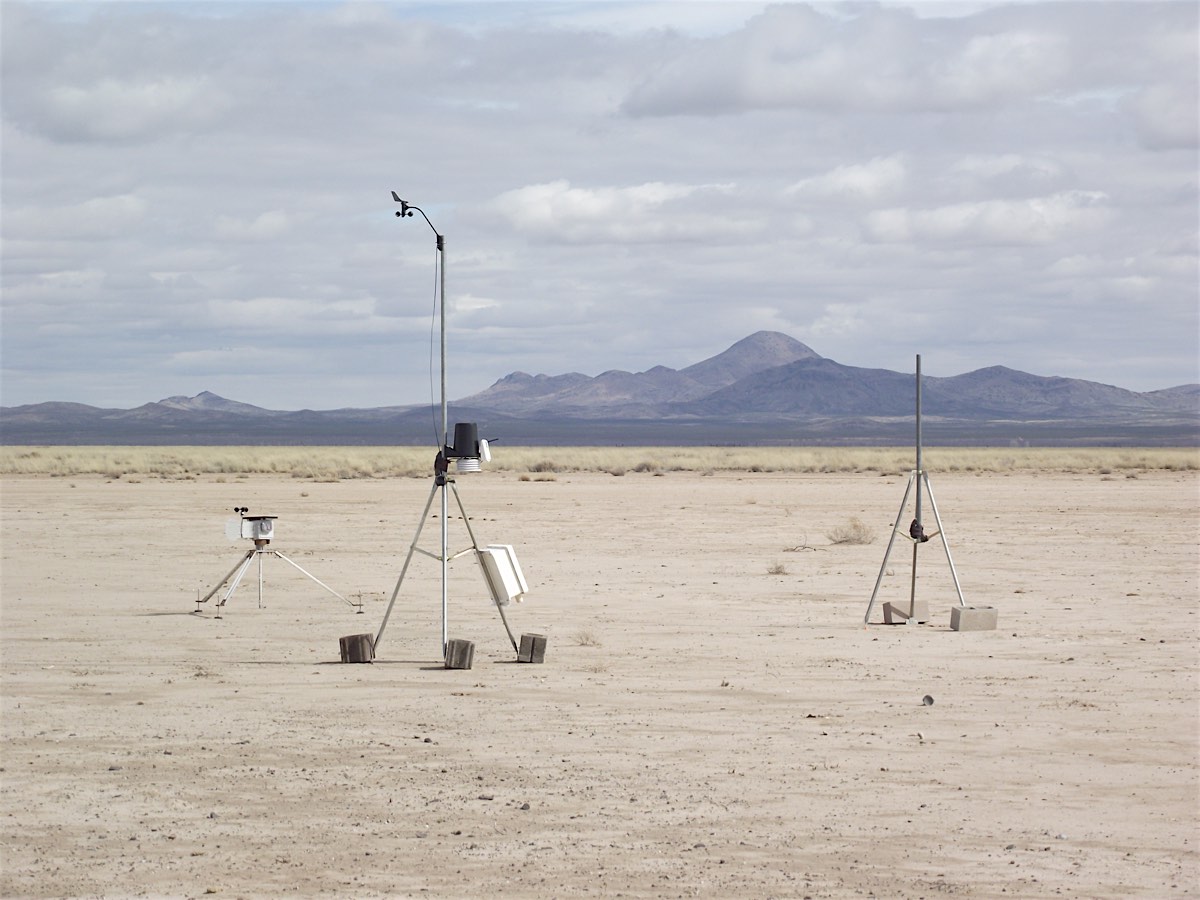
top-left (339, 633), bottom-right (375, 663)
top-left (883, 600), bottom-right (930, 624)
top-left (950, 606), bottom-right (998, 632)
top-left (518, 633), bottom-right (547, 663)
top-left (445, 638), bottom-right (475, 669)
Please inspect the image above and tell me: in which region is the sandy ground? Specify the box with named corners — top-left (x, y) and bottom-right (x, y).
top-left (1, 468), bottom-right (1197, 899)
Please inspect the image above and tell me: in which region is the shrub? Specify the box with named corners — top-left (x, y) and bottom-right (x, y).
top-left (827, 516), bottom-right (876, 545)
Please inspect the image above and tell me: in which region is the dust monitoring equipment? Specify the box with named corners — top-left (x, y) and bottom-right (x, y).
top-left (196, 507), bottom-right (361, 617)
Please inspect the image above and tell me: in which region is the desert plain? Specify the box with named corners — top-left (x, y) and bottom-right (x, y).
top-left (1, 448), bottom-right (1197, 899)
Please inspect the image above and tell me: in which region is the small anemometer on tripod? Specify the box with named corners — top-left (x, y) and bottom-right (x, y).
top-left (196, 507), bottom-right (360, 617)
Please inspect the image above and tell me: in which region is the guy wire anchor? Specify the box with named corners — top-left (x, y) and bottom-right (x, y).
top-left (195, 508), bottom-right (362, 618)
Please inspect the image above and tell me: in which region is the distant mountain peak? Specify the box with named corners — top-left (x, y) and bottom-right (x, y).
top-left (2, 333), bottom-right (1195, 446)
top-left (153, 392), bottom-right (272, 415)
top-left (681, 330), bottom-right (821, 389)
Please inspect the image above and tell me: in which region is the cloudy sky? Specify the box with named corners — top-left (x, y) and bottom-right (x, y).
top-left (2, 1), bottom-right (1197, 411)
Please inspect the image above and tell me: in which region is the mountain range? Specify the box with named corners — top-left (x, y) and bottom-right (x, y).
top-left (2, 332), bottom-right (1196, 446)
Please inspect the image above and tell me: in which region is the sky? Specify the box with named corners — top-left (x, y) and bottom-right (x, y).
top-left (2, 0), bottom-right (1197, 411)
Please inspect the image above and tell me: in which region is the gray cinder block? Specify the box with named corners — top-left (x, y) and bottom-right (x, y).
top-left (950, 606), bottom-right (998, 632)
top-left (518, 633), bottom-right (547, 663)
top-left (445, 638), bottom-right (475, 669)
top-left (339, 633), bottom-right (375, 663)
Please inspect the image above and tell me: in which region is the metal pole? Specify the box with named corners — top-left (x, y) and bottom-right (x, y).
top-left (199, 548), bottom-right (255, 605)
top-left (392, 196), bottom-right (455, 658)
top-left (923, 473), bottom-right (967, 607)
top-left (375, 480), bottom-right (440, 653)
top-left (439, 234), bottom-right (448, 451)
top-left (915, 354), bottom-right (923, 518)
top-left (864, 470), bottom-right (916, 624)
top-left (909, 353), bottom-right (922, 615)
top-left (452, 482), bottom-right (520, 653)
top-left (438, 234), bottom-right (449, 658)
top-left (272, 551), bottom-right (360, 609)
top-left (440, 481), bottom-right (449, 656)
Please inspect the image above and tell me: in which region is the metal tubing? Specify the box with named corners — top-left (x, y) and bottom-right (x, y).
top-left (908, 541), bottom-right (919, 616)
top-left (922, 472), bottom-right (967, 607)
top-left (219, 552), bottom-right (256, 609)
top-left (441, 480), bottom-right (449, 657)
top-left (375, 480), bottom-right (440, 652)
top-left (914, 354), bottom-right (923, 526)
top-left (452, 482), bottom-right (519, 653)
top-left (440, 236), bottom-right (447, 456)
top-left (199, 549), bottom-right (255, 604)
top-left (863, 470), bottom-right (916, 624)
top-left (272, 551), bottom-right (359, 609)
top-left (439, 234), bottom-right (449, 658)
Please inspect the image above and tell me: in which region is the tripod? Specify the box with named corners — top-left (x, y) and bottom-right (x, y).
top-left (862, 467), bottom-right (965, 625)
top-left (373, 465), bottom-right (519, 658)
top-left (196, 537), bottom-right (361, 618)
top-left (862, 353), bottom-right (967, 625)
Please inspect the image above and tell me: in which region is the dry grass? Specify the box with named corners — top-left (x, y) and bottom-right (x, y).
top-left (0, 445), bottom-right (1196, 479)
top-left (826, 516), bottom-right (877, 545)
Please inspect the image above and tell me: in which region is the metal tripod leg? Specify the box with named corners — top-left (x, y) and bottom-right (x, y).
top-left (216, 549), bottom-right (260, 616)
top-left (921, 472), bottom-right (966, 607)
top-left (197, 548), bottom-right (255, 609)
top-left (269, 551), bottom-right (362, 611)
top-left (450, 481), bottom-right (519, 654)
top-left (375, 479), bottom-right (441, 654)
top-left (374, 476), bottom-right (521, 658)
top-left (863, 469), bottom-right (966, 624)
top-left (864, 471), bottom-right (917, 625)
top-left (197, 545), bottom-right (359, 617)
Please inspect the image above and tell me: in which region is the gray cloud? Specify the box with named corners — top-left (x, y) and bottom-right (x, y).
top-left (1, 1), bottom-right (1196, 412)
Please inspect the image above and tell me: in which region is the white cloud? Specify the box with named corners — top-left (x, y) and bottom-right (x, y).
top-left (40, 76), bottom-right (228, 142)
top-left (3, 194), bottom-right (147, 241)
top-left (214, 211), bottom-right (294, 241)
top-left (622, 5), bottom-right (1084, 116)
top-left (486, 180), bottom-right (748, 243)
top-left (1127, 82), bottom-right (1200, 150)
top-left (0, 1), bottom-right (1196, 408)
top-left (865, 190), bottom-right (1112, 245)
top-left (786, 156), bottom-right (908, 201)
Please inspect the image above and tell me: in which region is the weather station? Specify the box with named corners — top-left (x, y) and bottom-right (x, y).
top-left (337, 194), bottom-right (544, 668)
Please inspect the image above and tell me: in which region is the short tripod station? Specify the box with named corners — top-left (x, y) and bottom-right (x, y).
top-left (338, 193), bottom-right (545, 668)
top-left (195, 508), bottom-right (362, 618)
top-left (863, 355), bottom-right (996, 631)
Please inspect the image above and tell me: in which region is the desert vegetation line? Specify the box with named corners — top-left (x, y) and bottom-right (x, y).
top-left (1, 446), bottom-right (1196, 480)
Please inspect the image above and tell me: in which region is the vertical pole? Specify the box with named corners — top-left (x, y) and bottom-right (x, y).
top-left (438, 235), bottom-right (447, 455)
top-left (914, 354), bottom-right (923, 517)
top-left (438, 234), bottom-right (449, 658)
top-left (257, 550), bottom-right (264, 608)
top-left (440, 483), bottom-right (449, 656)
top-left (909, 354), bottom-right (922, 615)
